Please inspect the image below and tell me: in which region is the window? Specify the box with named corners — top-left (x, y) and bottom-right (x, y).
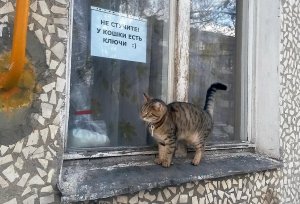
top-left (67, 0), bottom-right (171, 150)
top-left (189, 0), bottom-right (238, 143)
top-left (60, 0), bottom-right (281, 201)
top-left (63, 0), bottom-right (282, 158)
top-left (66, 0), bottom-right (248, 152)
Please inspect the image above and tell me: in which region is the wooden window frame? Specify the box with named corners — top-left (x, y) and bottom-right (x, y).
top-left (63, 0), bottom-right (280, 160)
top-left (58, 1), bottom-right (281, 201)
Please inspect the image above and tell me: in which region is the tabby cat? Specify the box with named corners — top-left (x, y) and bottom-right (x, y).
top-left (140, 83), bottom-right (227, 167)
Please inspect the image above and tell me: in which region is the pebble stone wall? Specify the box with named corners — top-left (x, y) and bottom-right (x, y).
top-left (95, 171), bottom-right (281, 204)
top-left (0, 0), bottom-right (68, 203)
top-left (279, 0), bottom-right (300, 203)
top-left (0, 0), bottom-right (299, 204)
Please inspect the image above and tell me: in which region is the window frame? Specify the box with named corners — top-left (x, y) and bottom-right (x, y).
top-left (249, 0), bottom-right (281, 159)
top-left (59, 0), bottom-right (282, 201)
top-left (63, 0), bottom-right (280, 159)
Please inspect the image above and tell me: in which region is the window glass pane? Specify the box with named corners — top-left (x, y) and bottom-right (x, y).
top-left (68, 0), bottom-right (169, 150)
top-left (189, 0), bottom-right (237, 142)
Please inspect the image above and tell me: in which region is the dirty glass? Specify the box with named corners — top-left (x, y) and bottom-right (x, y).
top-left (67, 0), bottom-right (170, 150)
top-left (189, 0), bottom-right (238, 142)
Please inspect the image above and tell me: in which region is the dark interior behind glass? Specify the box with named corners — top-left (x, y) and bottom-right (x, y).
top-left (67, 0), bottom-right (169, 150)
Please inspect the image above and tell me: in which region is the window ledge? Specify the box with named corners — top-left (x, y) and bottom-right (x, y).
top-left (58, 151), bottom-right (282, 203)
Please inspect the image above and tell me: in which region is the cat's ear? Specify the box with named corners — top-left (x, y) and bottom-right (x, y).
top-left (153, 102), bottom-right (162, 111)
top-left (143, 93), bottom-right (151, 102)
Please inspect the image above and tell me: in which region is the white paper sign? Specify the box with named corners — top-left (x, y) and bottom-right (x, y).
top-left (91, 7), bottom-right (147, 63)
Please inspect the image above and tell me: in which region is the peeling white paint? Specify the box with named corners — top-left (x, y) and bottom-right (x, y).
top-left (175, 0), bottom-right (190, 102)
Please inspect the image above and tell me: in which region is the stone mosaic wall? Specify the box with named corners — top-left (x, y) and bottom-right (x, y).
top-left (279, 0), bottom-right (300, 203)
top-left (0, 0), bottom-right (68, 203)
top-left (0, 0), bottom-right (300, 204)
top-left (94, 171), bottom-right (280, 204)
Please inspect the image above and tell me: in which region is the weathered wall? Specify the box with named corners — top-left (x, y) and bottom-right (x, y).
top-left (279, 0), bottom-right (300, 202)
top-left (95, 171), bottom-right (281, 204)
top-left (0, 0), bottom-right (68, 203)
top-left (0, 0), bottom-right (300, 204)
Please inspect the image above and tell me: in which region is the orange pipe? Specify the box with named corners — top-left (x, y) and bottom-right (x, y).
top-left (0, 0), bottom-right (30, 90)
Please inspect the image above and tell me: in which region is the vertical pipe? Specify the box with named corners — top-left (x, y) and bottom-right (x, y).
top-left (4, 0), bottom-right (30, 89)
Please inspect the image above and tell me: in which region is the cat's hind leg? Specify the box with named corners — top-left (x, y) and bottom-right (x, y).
top-left (192, 146), bottom-right (204, 165)
top-left (175, 141), bottom-right (187, 158)
top-left (191, 135), bottom-right (205, 166)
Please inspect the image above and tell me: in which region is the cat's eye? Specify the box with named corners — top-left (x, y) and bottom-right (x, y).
top-left (141, 111), bottom-right (149, 117)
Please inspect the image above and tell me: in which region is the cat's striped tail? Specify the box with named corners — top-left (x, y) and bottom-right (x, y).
top-left (204, 83), bottom-right (227, 117)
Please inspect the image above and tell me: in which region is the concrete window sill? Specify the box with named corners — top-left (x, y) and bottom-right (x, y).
top-left (58, 150), bottom-right (282, 203)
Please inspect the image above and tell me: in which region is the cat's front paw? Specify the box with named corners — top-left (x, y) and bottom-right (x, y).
top-left (154, 157), bottom-right (162, 165)
top-left (161, 159), bottom-right (172, 168)
top-left (191, 158), bottom-right (200, 166)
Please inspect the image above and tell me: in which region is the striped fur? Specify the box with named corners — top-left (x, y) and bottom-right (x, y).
top-left (140, 83), bottom-right (227, 167)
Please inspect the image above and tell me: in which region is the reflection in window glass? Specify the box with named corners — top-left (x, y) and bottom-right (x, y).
top-left (189, 0), bottom-right (237, 142)
top-left (68, 0), bottom-right (170, 150)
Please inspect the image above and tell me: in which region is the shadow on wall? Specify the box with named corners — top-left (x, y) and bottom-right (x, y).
top-left (0, 24), bottom-right (48, 145)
